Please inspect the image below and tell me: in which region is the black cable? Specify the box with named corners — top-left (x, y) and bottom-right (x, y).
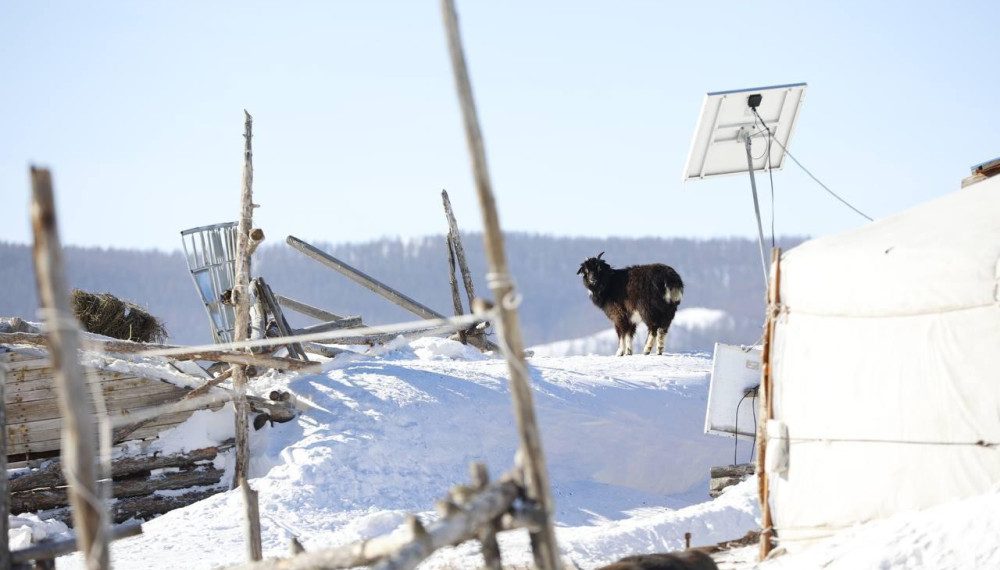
top-left (734, 391), bottom-right (749, 466)
top-left (752, 107), bottom-right (873, 222)
top-left (753, 112), bottom-right (777, 250)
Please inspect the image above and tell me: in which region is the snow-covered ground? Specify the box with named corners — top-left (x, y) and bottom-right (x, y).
top-left (35, 334), bottom-right (1000, 569)
top-left (48, 337), bottom-right (754, 569)
top-left (531, 308), bottom-right (735, 357)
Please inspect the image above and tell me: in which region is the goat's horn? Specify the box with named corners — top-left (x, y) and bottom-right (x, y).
top-left (597, 251), bottom-right (605, 259)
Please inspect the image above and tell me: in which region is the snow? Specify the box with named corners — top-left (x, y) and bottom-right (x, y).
top-left (54, 340), bottom-right (742, 569)
top-left (530, 307), bottom-right (734, 357)
top-left (26, 331), bottom-right (997, 569)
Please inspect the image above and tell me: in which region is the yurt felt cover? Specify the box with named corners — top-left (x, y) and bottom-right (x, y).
top-left (769, 175), bottom-right (1000, 550)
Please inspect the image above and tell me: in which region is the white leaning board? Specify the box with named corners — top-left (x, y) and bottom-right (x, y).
top-left (704, 343), bottom-right (762, 439)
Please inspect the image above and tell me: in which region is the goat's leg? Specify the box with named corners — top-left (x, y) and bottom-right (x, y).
top-left (623, 325), bottom-right (635, 356)
top-left (656, 328), bottom-right (667, 355)
top-left (614, 325), bottom-right (626, 357)
top-left (643, 328), bottom-right (656, 355)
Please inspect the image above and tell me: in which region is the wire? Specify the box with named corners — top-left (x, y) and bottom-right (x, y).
top-left (752, 107), bottom-right (873, 223)
top-left (752, 112), bottom-right (777, 250)
top-left (734, 392), bottom-right (748, 466)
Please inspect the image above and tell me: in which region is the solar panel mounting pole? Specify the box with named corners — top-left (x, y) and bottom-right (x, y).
top-left (740, 127), bottom-right (770, 287)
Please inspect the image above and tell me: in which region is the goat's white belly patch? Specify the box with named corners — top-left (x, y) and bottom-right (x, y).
top-left (630, 311), bottom-right (642, 325)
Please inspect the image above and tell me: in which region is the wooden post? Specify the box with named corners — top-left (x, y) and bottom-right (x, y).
top-left (241, 478), bottom-right (263, 561)
top-left (439, 4), bottom-right (561, 569)
top-left (232, 111), bottom-right (264, 561)
top-left (757, 247), bottom-right (781, 560)
top-left (0, 363), bottom-right (9, 570)
top-left (287, 235), bottom-right (499, 352)
top-left (445, 234), bottom-right (467, 344)
top-left (441, 190), bottom-right (477, 307)
top-left (29, 167), bottom-right (108, 570)
top-left (232, 110), bottom-right (254, 488)
top-left (255, 278), bottom-right (309, 360)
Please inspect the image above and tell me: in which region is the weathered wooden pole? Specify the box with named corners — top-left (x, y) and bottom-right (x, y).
top-left (29, 167), bottom-right (108, 570)
top-left (757, 247), bottom-right (781, 560)
top-left (232, 111), bottom-right (264, 561)
top-left (439, 3), bottom-right (561, 568)
top-left (441, 190), bottom-right (477, 307)
top-left (241, 478), bottom-right (263, 561)
top-left (0, 364), bottom-right (9, 570)
top-left (445, 235), bottom-right (467, 344)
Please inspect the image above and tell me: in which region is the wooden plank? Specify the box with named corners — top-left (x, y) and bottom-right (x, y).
top-left (6, 371), bottom-right (147, 397)
top-left (29, 167), bottom-right (108, 569)
top-left (286, 235), bottom-right (445, 322)
top-left (255, 278), bottom-right (309, 361)
top-left (0, 363), bottom-right (10, 568)
top-left (441, 189), bottom-right (478, 309)
top-left (0, 332), bottom-right (316, 372)
top-left (7, 411), bottom-right (198, 456)
top-left (275, 295), bottom-right (345, 323)
top-left (0, 348), bottom-right (48, 363)
top-left (445, 234), bottom-right (467, 344)
top-left (440, 3), bottom-right (560, 568)
top-left (8, 386), bottom-right (187, 424)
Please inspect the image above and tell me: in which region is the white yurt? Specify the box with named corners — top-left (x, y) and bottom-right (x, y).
top-left (763, 172), bottom-right (1000, 552)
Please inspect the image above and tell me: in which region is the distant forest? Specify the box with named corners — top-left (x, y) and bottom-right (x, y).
top-left (0, 234), bottom-right (804, 350)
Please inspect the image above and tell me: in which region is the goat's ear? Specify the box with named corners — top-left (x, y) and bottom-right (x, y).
top-left (576, 265), bottom-right (584, 275)
top-left (597, 251), bottom-right (605, 260)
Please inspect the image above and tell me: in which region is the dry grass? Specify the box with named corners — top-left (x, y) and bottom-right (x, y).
top-left (71, 289), bottom-right (167, 343)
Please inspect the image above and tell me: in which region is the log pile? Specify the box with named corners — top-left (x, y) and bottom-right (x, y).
top-left (10, 443), bottom-right (233, 524)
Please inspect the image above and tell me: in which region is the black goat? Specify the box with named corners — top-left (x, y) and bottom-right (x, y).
top-left (577, 252), bottom-right (684, 356)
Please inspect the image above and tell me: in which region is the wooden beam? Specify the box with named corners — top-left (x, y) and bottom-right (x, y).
top-left (11, 467), bottom-right (224, 513)
top-left (441, 190), bottom-right (477, 309)
top-left (9, 444), bottom-right (232, 493)
top-left (241, 478), bottom-right (263, 561)
top-left (439, 4), bottom-right (560, 568)
top-left (274, 295), bottom-right (345, 323)
top-left (0, 333), bottom-right (316, 373)
top-left (757, 247), bottom-right (782, 561)
top-left (29, 167), bottom-right (109, 570)
top-left (286, 236), bottom-right (444, 322)
top-left (232, 110), bottom-right (255, 496)
top-left (444, 234), bottom-right (467, 344)
top-left (0, 363), bottom-right (9, 570)
top-left (256, 279), bottom-right (309, 361)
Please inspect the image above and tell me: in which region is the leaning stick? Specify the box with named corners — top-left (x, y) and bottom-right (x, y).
top-left (439, 3), bottom-right (561, 568)
top-left (29, 167), bottom-right (109, 570)
top-left (441, 189), bottom-right (477, 308)
top-left (445, 234), bottom-right (467, 344)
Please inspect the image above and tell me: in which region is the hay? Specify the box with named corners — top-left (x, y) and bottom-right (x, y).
top-left (71, 290), bottom-right (168, 343)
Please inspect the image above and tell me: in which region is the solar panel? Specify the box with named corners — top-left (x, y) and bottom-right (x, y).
top-left (682, 83), bottom-right (807, 181)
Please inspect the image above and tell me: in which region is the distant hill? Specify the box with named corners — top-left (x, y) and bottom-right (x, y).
top-left (0, 234), bottom-right (804, 350)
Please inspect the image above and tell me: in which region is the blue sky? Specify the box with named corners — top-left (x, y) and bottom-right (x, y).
top-left (2, 1), bottom-right (997, 251)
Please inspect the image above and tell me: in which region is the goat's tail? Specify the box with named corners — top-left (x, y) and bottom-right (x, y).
top-left (666, 286), bottom-right (684, 304)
